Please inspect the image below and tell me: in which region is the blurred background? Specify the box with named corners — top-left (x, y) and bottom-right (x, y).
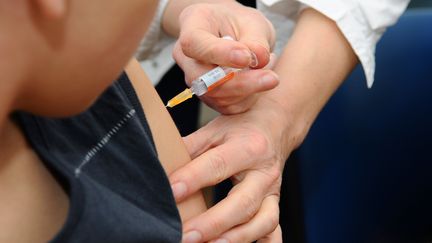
top-left (410, 0), bottom-right (432, 8)
top-left (279, 1), bottom-right (432, 243)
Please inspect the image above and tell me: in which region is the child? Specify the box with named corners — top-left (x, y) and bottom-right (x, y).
top-left (0, 0), bottom-right (205, 242)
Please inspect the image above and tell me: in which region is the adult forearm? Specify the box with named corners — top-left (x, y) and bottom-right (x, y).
top-left (263, 8), bottom-right (358, 153)
top-left (162, 0), bottom-right (235, 37)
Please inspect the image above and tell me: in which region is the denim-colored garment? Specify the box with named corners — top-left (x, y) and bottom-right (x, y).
top-left (15, 73), bottom-right (181, 242)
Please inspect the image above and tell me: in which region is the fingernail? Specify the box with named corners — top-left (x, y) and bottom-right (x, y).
top-left (230, 50), bottom-right (251, 66)
top-left (215, 238), bottom-right (230, 243)
top-left (182, 230), bottom-right (202, 243)
top-left (259, 73), bottom-right (279, 86)
top-left (249, 52), bottom-right (259, 68)
top-left (171, 182), bottom-right (187, 199)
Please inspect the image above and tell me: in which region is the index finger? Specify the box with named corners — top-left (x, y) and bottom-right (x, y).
top-left (169, 140), bottom-right (257, 202)
top-left (179, 29), bottom-right (254, 68)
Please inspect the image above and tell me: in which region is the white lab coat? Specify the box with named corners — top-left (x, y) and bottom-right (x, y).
top-left (137, 0), bottom-right (410, 87)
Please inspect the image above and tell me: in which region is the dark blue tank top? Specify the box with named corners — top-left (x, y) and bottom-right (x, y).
top-left (15, 73), bottom-right (181, 242)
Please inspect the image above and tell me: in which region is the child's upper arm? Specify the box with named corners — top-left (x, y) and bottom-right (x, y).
top-left (124, 59), bottom-right (207, 222)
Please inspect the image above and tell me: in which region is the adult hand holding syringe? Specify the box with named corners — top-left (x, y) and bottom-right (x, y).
top-left (167, 42), bottom-right (260, 107)
top-left (170, 35), bottom-right (279, 114)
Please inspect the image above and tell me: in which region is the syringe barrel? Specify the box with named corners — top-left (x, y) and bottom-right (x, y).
top-left (190, 66), bottom-right (239, 96)
top-left (190, 79), bottom-right (208, 96)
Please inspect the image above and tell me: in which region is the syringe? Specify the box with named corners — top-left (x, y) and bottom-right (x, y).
top-left (166, 66), bottom-right (246, 108)
top-left (166, 35), bottom-right (258, 108)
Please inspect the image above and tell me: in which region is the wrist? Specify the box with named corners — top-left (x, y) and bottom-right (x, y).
top-left (256, 8), bottom-right (358, 150)
top-left (253, 96), bottom-right (307, 160)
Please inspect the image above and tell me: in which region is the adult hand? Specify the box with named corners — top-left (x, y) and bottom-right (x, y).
top-left (169, 6), bottom-right (360, 243)
top-left (169, 97), bottom-right (304, 243)
top-left (172, 1), bottom-right (279, 114)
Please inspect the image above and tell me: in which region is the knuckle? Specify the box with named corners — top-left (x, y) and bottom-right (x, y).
top-left (261, 198), bottom-right (280, 235)
top-left (231, 77), bottom-right (258, 94)
top-left (209, 152), bottom-right (228, 184)
top-left (179, 4), bottom-right (207, 22)
top-left (268, 209), bottom-right (280, 231)
top-left (179, 33), bottom-right (194, 53)
top-left (227, 234), bottom-right (247, 243)
top-left (252, 10), bottom-right (275, 39)
top-left (231, 80), bottom-right (249, 92)
top-left (266, 19), bottom-right (276, 48)
top-left (267, 166), bottom-right (282, 185)
top-left (263, 170), bottom-right (282, 198)
top-left (172, 43), bottom-right (182, 62)
top-left (244, 8), bottom-right (265, 21)
top-left (180, 34), bottom-right (220, 61)
top-left (206, 43), bottom-right (226, 62)
top-left (222, 105), bottom-right (248, 115)
top-left (244, 132), bottom-right (270, 157)
top-left (207, 217), bottom-right (226, 235)
top-left (179, 5), bottom-right (194, 20)
top-left (238, 194), bottom-right (258, 221)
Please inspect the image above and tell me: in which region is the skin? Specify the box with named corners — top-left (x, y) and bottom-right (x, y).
top-left (0, 0), bottom-right (269, 242)
top-left (161, 3), bottom-right (358, 243)
top-left (158, 1), bottom-right (284, 241)
top-left (0, 1), bottom-right (356, 243)
top-left (164, 0), bottom-right (280, 114)
top-left (1, 0), bottom-right (160, 238)
top-left (125, 60), bottom-right (207, 221)
top-left (0, 0), bottom-right (158, 117)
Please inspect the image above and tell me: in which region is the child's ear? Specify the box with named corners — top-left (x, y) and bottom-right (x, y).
top-left (34, 0), bottom-right (66, 19)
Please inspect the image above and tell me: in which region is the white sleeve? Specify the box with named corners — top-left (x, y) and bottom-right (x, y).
top-left (135, 0), bottom-right (176, 85)
top-left (298, 0), bottom-right (410, 87)
top-left (135, 0), bottom-right (175, 61)
top-left (259, 0), bottom-right (410, 88)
